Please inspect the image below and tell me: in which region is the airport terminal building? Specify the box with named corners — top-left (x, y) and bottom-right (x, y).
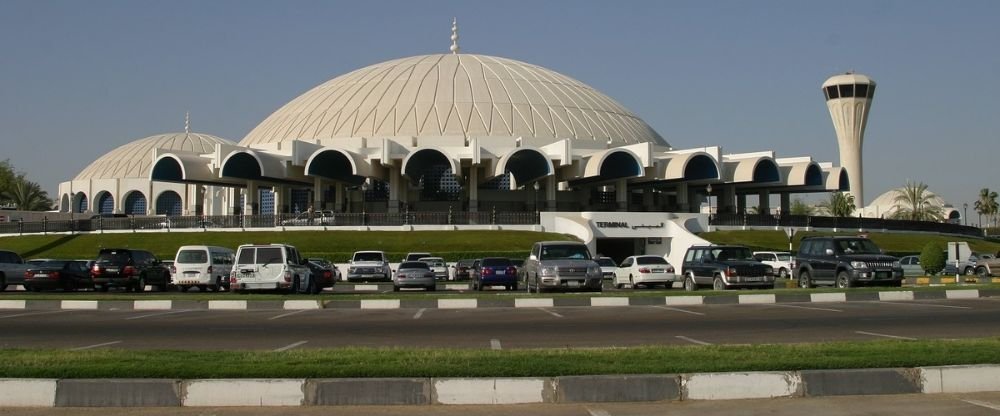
top-left (55, 27), bottom-right (850, 264)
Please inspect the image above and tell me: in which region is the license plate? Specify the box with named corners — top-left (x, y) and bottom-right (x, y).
top-left (184, 271), bottom-right (198, 276)
top-left (106, 268), bottom-right (119, 273)
top-left (567, 280), bottom-right (580, 287)
top-left (496, 270), bottom-right (505, 276)
top-left (34, 273), bottom-right (49, 278)
top-left (745, 277), bottom-right (761, 282)
top-left (876, 271), bottom-right (891, 279)
top-left (652, 269), bottom-right (664, 273)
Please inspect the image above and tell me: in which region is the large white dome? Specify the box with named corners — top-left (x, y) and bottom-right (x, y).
top-left (75, 132), bottom-right (234, 180)
top-left (240, 54), bottom-right (667, 147)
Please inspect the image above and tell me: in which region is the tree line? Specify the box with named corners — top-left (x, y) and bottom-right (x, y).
top-left (0, 160), bottom-right (52, 211)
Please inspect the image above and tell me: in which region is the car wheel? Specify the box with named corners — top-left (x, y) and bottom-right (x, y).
top-left (629, 275), bottom-right (637, 289)
top-left (977, 267), bottom-right (989, 279)
top-left (684, 275), bottom-right (697, 292)
top-left (798, 271), bottom-right (813, 289)
top-left (211, 278), bottom-right (221, 292)
top-left (307, 277), bottom-right (320, 294)
top-left (0, 274), bottom-right (6, 291)
top-left (135, 276), bottom-right (146, 293)
top-left (713, 276), bottom-right (726, 291)
top-left (779, 268), bottom-right (789, 279)
top-left (477, 281), bottom-right (485, 291)
top-left (964, 267), bottom-right (974, 276)
top-left (290, 276), bottom-right (301, 294)
top-left (836, 271), bottom-right (852, 289)
top-left (615, 282), bottom-right (624, 289)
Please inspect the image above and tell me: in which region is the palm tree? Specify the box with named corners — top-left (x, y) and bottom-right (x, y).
top-left (818, 192), bottom-right (855, 217)
top-left (889, 181), bottom-right (944, 222)
top-left (2, 176), bottom-right (52, 211)
top-left (974, 188), bottom-right (999, 227)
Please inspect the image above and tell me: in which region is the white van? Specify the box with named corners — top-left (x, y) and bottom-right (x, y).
top-left (172, 245), bottom-right (236, 292)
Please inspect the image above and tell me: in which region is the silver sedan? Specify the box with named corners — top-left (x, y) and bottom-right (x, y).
top-left (393, 261), bottom-right (436, 291)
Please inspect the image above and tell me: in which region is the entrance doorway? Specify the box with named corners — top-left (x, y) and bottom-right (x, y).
top-left (596, 238), bottom-right (646, 265)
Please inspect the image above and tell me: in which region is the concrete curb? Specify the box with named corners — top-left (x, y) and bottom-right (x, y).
top-left (3, 365), bottom-right (999, 407)
top-left (0, 288), bottom-right (992, 311)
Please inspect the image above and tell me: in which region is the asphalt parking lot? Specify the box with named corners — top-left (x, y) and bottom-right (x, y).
top-left (3, 297), bottom-right (999, 350)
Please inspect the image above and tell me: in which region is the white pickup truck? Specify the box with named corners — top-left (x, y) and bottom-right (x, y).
top-left (0, 250), bottom-right (30, 290)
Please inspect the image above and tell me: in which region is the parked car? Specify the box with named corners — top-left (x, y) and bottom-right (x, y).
top-left (791, 236), bottom-right (903, 288)
top-left (523, 241), bottom-right (603, 293)
top-left (471, 257), bottom-right (519, 291)
top-left (393, 261), bottom-right (436, 292)
top-left (753, 251), bottom-right (793, 278)
top-left (613, 255), bottom-right (678, 289)
top-left (346, 250), bottom-right (391, 281)
top-left (304, 258), bottom-right (337, 293)
top-left (899, 255), bottom-right (925, 277)
top-left (0, 249), bottom-right (29, 290)
top-left (230, 244), bottom-right (314, 293)
top-left (90, 248), bottom-right (171, 292)
top-left (942, 252), bottom-right (986, 275)
top-left (280, 210), bottom-right (335, 226)
top-left (510, 258), bottom-right (525, 282)
top-left (595, 257), bottom-right (617, 280)
top-left (403, 252), bottom-right (433, 262)
top-left (418, 257), bottom-right (449, 280)
top-left (171, 245), bottom-right (235, 292)
top-left (973, 252), bottom-right (1000, 279)
top-left (452, 259), bottom-right (475, 281)
top-left (23, 260), bottom-right (92, 291)
top-left (681, 245), bottom-right (775, 291)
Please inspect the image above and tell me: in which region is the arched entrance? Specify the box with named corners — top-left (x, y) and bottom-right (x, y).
top-left (95, 192), bottom-right (115, 215)
top-left (155, 191), bottom-right (182, 216)
top-left (74, 192), bottom-right (88, 214)
top-left (124, 191), bottom-right (147, 215)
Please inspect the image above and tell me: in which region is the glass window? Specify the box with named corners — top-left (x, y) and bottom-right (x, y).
top-left (596, 258), bottom-right (616, 267)
top-left (636, 256), bottom-right (668, 265)
top-left (400, 261), bottom-right (430, 269)
top-left (354, 252), bottom-right (385, 262)
top-left (257, 248), bottom-right (284, 265)
top-left (776, 253), bottom-right (791, 261)
top-left (539, 244), bottom-right (592, 260)
top-left (177, 250), bottom-right (209, 264)
top-left (839, 84), bottom-right (854, 98)
top-left (855, 84), bottom-right (869, 98)
top-left (98, 251), bottom-right (130, 265)
top-left (621, 258), bottom-right (633, 267)
top-left (826, 86), bottom-right (839, 99)
top-left (237, 248), bottom-right (255, 265)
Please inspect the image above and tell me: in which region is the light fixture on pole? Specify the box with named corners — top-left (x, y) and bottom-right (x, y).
top-left (963, 202), bottom-right (968, 226)
top-left (706, 183), bottom-right (713, 214)
top-left (361, 181), bottom-right (369, 226)
top-left (533, 181), bottom-right (540, 217)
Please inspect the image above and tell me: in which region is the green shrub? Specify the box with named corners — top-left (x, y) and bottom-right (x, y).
top-left (920, 242), bottom-right (946, 275)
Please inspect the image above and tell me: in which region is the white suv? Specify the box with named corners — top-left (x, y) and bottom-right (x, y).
top-left (752, 251), bottom-right (793, 278)
top-left (231, 244), bottom-right (315, 293)
top-left (346, 251), bottom-right (391, 281)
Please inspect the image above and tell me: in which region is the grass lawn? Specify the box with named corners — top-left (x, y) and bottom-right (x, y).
top-left (0, 230), bottom-right (575, 262)
top-left (701, 230), bottom-right (1000, 255)
top-left (2, 339), bottom-right (998, 378)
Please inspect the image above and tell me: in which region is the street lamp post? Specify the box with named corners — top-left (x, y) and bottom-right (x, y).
top-left (361, 181), bottom-right (368, 226)
top-left (533, 181), bottom-right (540, 216)
top-left (963, 203), bottom-right (968, 226)
top-left (706, 183), bottom-right (713, 231)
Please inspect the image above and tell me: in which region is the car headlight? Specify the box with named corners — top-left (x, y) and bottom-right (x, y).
top-left (892, 261), bottom-right (901, 268)
top-left (850, 261), bottom-right (869, 269)
top-left (764, 266), bottom-right (774, 275)
top-left (348, 267), bottom-right (356, 273)
top-left (540, 267), bottom-right (557, 277)
top-left (587, 265), bottom-right (601, 276)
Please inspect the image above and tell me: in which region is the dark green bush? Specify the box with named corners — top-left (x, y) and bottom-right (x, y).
top-left (919, 242), bottom-right (946, 275)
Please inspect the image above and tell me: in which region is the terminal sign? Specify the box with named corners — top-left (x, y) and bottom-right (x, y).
top-left (595, 221), bottom-right (629, 229)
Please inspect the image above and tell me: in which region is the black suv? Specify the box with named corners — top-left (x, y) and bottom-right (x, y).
top-left (792, 236), bottom-right (903, 288)
top-left (90, 248), bottom-right (171, 292)
top-left (681, 245), bottom-right (775, 291)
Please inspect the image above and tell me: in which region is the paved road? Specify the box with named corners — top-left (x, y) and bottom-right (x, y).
top-left (2, 297), bottom-right (1000, 350)
top-left (4, 392), bottom-right (1000, 415)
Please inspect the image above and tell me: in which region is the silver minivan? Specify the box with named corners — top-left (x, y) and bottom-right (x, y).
top-left (172, 245), bottom-right (235, 292)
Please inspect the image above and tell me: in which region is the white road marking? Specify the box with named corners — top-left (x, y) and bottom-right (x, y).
top-left (651, 305), bottom-right (705, 316)
top-left (877, 302), bottom-right (972, 310)
top-left (856, 331), bottom-right (917, 340)
top-left (70, 341), bottom-right (122, 351)
top-left (490, 339), bottom-right (502, 350)
top-left (539, 308), bottom-right (563, 318)
top-left (586, 407), bottom-right (612, 416)
top-left (413, 308), bottom-right (426, 320)
top-left (0, 310), bottom-right (69, 319)
top-left (125, 310), bottom-right (191, 320)
top-left (676, 335), bottom-right (713, 345)
top-left (770, 303), bottom-right (844, 313)
top-left (273, 340), bottom-right (308, 352)
top-left (268, 309), bottom-right (310, 320)
top-left (961, 399), bottom-right (1000, 411)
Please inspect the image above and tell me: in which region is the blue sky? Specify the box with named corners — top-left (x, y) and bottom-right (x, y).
top-left (1, 0), bottom-right (997, 209)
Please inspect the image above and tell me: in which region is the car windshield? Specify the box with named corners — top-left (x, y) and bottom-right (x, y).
top-left (635, 256), bottom-right (668, 265)
top-left (710, 247), bottom-right (755, 261)
top-left (539, 245), bottom-right (592, 260)
top-left (776, 253), bottom-right (792, 261)
top-left (176, 250), bottom-right (208, 264)
top-left (457, 259), bottom-right (475, 267)
top-left (418, 258), bottom-right (445, 267)
top-left (309, 259), bottom-right (332, 268)
top-left (835, 239), bottom-right (881, 255)
top-left (482, 258), bottom-right (512, 267)
top-left (406, 254), bottom-right (431, 261)
top-left (596, 258), bottom-right (616, 267)
top-left (354, 252), bottom-right (384, 262)
top-left (39, 260), bottom-right (69, 268)
top-left (399, 261), bottom-right (429, 270)
top-left (97, 251), bottom-right (130, 264)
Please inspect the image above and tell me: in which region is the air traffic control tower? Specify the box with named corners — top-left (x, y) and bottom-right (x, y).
top-left (822, 72), bottom-right (875, 206)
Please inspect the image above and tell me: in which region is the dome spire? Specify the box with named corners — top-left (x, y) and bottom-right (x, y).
top-left (450, 17), bottom-right (459, 54)
top-left (184, 111), bottom-right (190, 134)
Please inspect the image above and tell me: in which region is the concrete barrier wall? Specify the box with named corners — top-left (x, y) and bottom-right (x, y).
top-left (3, 365), bottom-right (999, 407)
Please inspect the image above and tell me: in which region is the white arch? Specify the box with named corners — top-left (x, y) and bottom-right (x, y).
top-left (400, 146), bottom-right (460, 178)
top-left (582, 148), bottom-right (644, 178)
top-left (493, 146), bottom-right (555, 181)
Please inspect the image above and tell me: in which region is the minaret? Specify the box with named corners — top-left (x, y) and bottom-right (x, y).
top-left (822, 72), bottom-right (875, 206)
top-left (450, 17), bottom-right (459, 54)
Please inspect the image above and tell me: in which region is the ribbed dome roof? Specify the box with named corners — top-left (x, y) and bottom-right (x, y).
top-left (75, 132), bottom-right (234, 180)
top-left (240, 54), bottom-right (667, 147)
top-left (823, 72), bottom-right (876, 87)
